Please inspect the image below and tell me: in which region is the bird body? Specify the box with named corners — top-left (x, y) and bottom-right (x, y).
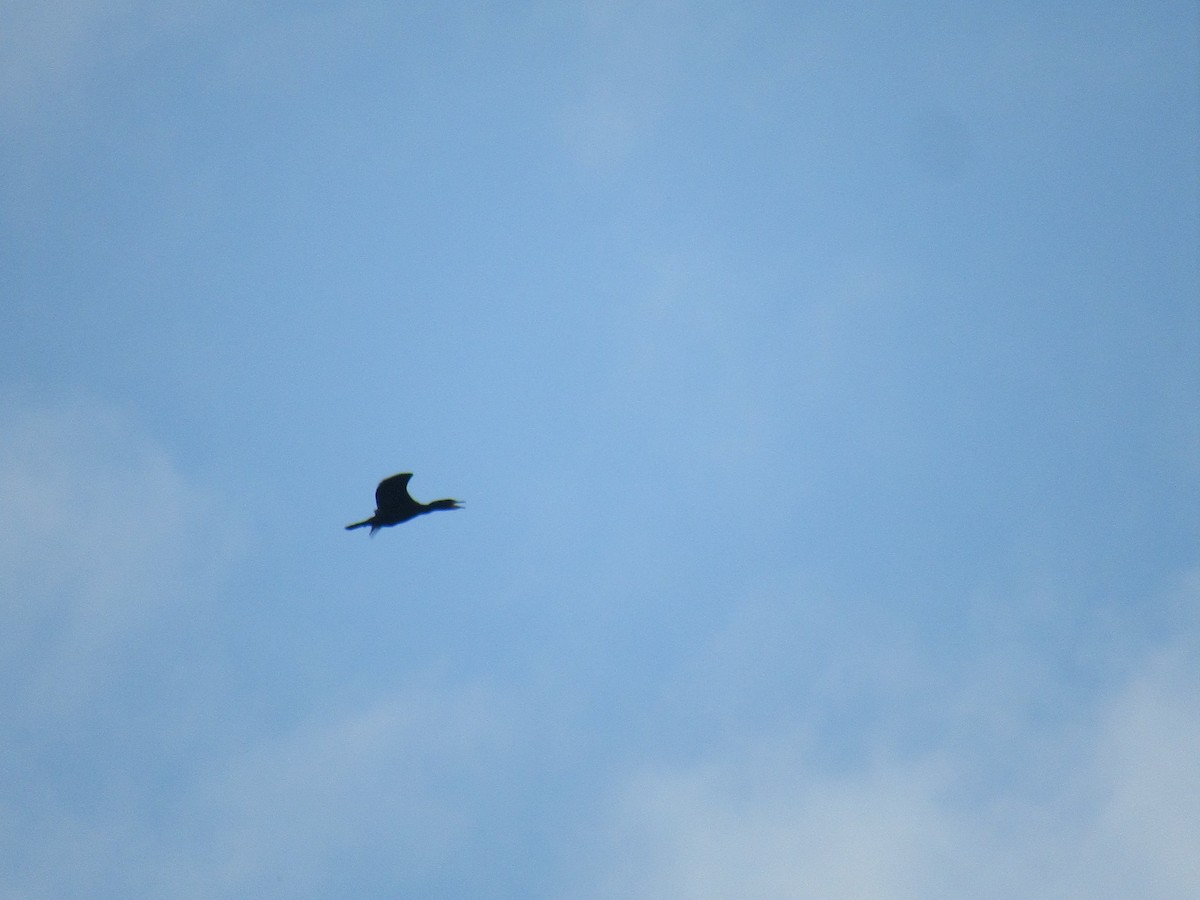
top-left (346, 473), bottom-right (462, 535)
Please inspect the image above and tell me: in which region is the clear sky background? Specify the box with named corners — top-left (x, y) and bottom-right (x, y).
top-left (2, 2), bottom-right (1198, 898)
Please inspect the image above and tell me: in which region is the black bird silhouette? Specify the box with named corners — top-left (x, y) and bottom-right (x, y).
top-left (346, 473), bottom-right (462, 535)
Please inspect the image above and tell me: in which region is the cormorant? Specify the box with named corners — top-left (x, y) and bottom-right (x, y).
top-left (346, 473), bottom-right (461, 535)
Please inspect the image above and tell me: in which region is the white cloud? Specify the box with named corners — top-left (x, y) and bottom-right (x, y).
top-left (1086, 643), bottom-right (1200, 897)
top-left (0, 400), bottom-right (240, 712)
top-left (0, 403), bottom-right (513, 897)
top-left (0, 673), bottom-right (513, 900)
top-left (576, 580), bottom-right (1200, 900)
top-left (586, 751), bottom-right (954, 900)
top-left (0, 400), bottom-right (240, 898)
top-left (166, 679), bottom-right (515, 899)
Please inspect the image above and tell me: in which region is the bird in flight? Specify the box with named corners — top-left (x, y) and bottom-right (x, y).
top-left (346, 473), bottom-right (462, 535)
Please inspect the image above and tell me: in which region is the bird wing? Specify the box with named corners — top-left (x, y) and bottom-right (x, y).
top-left (375, 472), bottom-right (417, 512)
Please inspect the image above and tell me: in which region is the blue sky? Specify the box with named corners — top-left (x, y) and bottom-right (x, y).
top-left (2, 2), bottom-right (1198, 897)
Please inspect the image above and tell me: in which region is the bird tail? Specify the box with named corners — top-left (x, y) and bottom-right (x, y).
top-left (345, 519), bottom-right (372, 531)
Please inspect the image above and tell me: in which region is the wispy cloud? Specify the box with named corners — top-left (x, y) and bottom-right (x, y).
top-left (0, 400), bottom-right (515, 899)
top-left (173, 680), bottom-right (514, 899)
top-left (0, 400), bottom-right (239, 896)
top-left (0, 400), bottom-right (239, 712)
top-left (574, 576), bottom-right (1200, 899)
